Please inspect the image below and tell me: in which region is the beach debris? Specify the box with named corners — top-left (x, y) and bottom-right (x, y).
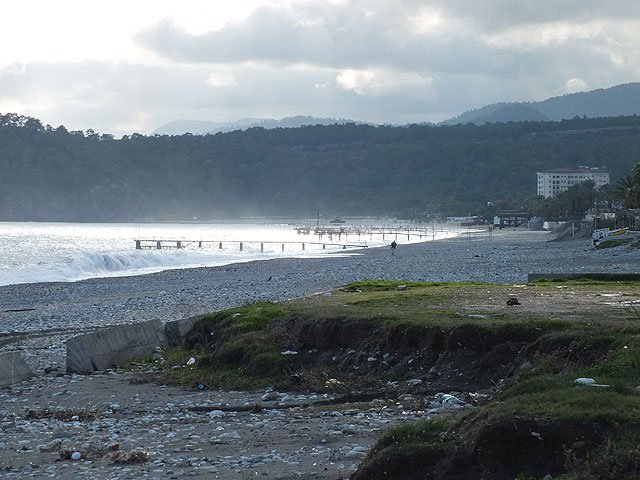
top-left (506, 297), bottom-right (520, 306)
top-left (575, 377), bottom-right (596, 385)
top-left (281, 350), bottom-right (298, 355)
top-left (531, 431), bottom-right (542, 439)
top-left (261, 390), bottom-right (279, 401)
top-left (457, 313), bottom-right (488, 319)
top-left (397, 284), bottom-right (407, 291)
top-left (575, 377), bottom-right (610, 387)
top-left (425, 392), bottom-right (475, 413)
top-left (186, 356), bottom-right (196, 366)
top-left (406, 378), bottom-right (423, 386)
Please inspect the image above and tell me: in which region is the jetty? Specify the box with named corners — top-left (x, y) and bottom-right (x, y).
top-left (134, 224), bottom-right (460, 252)
top-left (295, 224), bottom-right (449, 242)
top-left (134, 239), bottom-right (367, 251)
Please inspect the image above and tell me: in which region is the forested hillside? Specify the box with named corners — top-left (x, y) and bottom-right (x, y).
top-left (1, 113), bottom-right (639, 222)
top-left (442, 83), bottom-right (640, 125)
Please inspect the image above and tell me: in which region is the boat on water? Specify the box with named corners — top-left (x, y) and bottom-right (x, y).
top-left (329, 217), bottom-right (346, 224)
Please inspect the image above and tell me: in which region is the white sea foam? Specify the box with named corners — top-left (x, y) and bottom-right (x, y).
top-left (3, 249), bottom-right (255, 285)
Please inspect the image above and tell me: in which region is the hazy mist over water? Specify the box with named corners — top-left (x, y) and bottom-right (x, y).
top-left (0, 221), bottom-right (458, 286)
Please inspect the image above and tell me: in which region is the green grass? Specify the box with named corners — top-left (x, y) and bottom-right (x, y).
top-left (160, 301), bottom-right (296, 389)
top-left (368, 418), bottom-right (455, 455)
top-left (319, 281), bottom-right (640, 479)
top-left (157, 281), bottom-right (640, 390)
top-left (356, 418), bottom-right (457, 476)
top-left (154, 280), bottom-right (640, 477)
top-left (595, 237), bottom-right (634, 249)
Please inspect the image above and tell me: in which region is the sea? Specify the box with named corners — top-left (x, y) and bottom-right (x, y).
top-left (0, 221), bottom-right (459, 287)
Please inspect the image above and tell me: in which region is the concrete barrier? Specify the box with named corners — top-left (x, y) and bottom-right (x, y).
top-left (528, 273), bottom-right (640, 282)
top-left (165, 314), bottom-right (206, 347)
top-left (0, 352), bottom-right (34, 387)
top-left (66, 319), bottom-right (168, 374)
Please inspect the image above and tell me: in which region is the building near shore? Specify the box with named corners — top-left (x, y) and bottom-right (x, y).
top-left (537, 166), bottom-right (610, 198)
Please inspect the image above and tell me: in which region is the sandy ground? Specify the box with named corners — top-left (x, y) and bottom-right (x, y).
top-left (1, 228), bottom-right (639, 479)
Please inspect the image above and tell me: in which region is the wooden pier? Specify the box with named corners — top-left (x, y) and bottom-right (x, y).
top-left (295, 225), bottom-right (446, 242)
top-left (134, 239), bottom-right (368, 251)
top-left (135, 224), bottom-right (457, 252)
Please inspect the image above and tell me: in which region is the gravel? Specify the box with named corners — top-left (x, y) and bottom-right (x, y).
top-left (1, 229), bottom-right (638, 373)
top-left (0, 229), bottom-right (638, 479)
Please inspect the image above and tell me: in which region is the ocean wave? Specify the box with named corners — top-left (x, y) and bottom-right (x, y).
top-left (0, 246), bottom-right (355, 287)
top-left (1, 249), bottom-right (246, 286)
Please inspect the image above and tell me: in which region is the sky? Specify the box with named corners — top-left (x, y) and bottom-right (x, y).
top-left (1, 0), bottom-right (639, 137)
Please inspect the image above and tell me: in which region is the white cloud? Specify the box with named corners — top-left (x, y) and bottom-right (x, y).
top-left (562, 78), bottom-right (589, 94)
top-left (409, 6), bottom-right (447, 34)
top-left (485, 21), bottom-right (603, 50)
top-left (336, 70), bottom-right (375, 95)
top-left (336, 69), bottom-right (433, 96)
top-left (0, 0), bottom-right (266, 65)
top-left (206, 72), bottom-right (237, 87)
top-left (1, 0), bottom-right (640, 135)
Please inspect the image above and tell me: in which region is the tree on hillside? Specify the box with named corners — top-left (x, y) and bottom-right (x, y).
top-left (525, 181), bottom-right (599, 220)
top-left (1, 113), bottom-right (640, 221)
top-left (558, 180), bottom-right (597, 218)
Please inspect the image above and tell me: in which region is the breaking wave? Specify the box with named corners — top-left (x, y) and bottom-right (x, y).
top-left (0, 246), bottom-right (354, 287)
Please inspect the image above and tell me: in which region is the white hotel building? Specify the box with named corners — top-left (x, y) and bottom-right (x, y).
top-left (537, 167), bottom-right (610, 198)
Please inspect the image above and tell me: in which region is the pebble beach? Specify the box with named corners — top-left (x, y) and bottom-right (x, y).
top-left (1, 228), bottom-right (639, 479)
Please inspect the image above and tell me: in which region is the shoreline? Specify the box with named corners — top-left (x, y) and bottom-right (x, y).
top-left (0, 221), bottom-right (460, 288)
top-left (2, 228), bottom-right (640, 479)
top-left (1, 228), bottom-right (639, 374)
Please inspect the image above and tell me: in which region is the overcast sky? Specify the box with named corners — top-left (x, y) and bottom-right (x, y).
top-left (1, 0), bottom-right (639, 136)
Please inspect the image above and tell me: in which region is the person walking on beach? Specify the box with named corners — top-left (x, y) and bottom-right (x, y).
top-left (390, 240), bottom-right (397, 255)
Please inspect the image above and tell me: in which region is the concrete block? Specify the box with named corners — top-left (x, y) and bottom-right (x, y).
top-left (66, 319), bottom-right (168, 374)
top-left (165, 314), bottom-right (206, 347)
top-left (0, 352), bottom-right (34, 387)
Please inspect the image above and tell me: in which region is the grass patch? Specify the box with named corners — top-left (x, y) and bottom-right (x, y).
top-left (158, 281), bottom-right (640, 392)
top-left (595, 237), bottom-right (634, 250)
top-left (368, 417), bottom-right (455, 456)
top-left (572, 429), bottom-right (640, 479)
top-left (185, 301), bottom-right (289, 345)
top-left (491, 373), bottom-right (640, 423)
top-left (356, 418), bottom-right (457, 478)
top-left (161, 302), bottom-right (297, 389)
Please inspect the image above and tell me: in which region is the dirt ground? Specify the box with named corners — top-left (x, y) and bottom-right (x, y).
top-left (2, 281), bottom-right (639, 480)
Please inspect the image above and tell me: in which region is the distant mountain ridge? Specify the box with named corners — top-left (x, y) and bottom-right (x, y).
top-left (152, 115), bottom-right (361, 136)
top-left (440, 83), bottom-right (640, 125)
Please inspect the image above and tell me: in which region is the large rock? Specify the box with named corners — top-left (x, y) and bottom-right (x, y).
top-left (66, 319), bottom-right (168, 374)
top-left (0, 352), bottom-right (34, 387)
top-left (165, 314), bottom-right (206, 347)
